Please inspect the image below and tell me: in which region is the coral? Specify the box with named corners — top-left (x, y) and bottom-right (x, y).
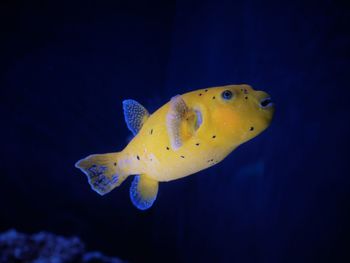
top-left (0, 229), bottom-right (124, 263)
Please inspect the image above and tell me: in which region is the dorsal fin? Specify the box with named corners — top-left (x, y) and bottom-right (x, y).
top-left (166, 95), bottom-right (200, 150)
top-left (123, 99), bottom-right (150, 135)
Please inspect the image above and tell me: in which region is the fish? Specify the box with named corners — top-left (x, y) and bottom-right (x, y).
top-left (75, 84), bottom-right (274, 210)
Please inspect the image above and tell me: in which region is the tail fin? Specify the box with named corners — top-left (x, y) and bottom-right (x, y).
top-left (75, 152), bottom-right (129, 195)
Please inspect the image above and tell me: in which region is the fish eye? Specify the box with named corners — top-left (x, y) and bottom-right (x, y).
top-left (221, 90), bottom-right (233, 100)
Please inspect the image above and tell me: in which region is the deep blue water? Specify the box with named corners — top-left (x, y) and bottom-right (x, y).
top-left (0, 0), bottom-right (349, 262)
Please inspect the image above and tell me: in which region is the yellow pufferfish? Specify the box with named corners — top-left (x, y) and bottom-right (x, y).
top-left (75, 84), bottom-right (274, 210)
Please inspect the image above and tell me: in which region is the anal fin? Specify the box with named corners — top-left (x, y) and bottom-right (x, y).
top-left (129, 175), bottom-right (159, 210)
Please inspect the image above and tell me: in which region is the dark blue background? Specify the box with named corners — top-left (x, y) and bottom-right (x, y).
top-left (1, 0), bottom-right (349, 262)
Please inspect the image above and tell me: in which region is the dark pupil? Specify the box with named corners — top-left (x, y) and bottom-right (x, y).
top-left (222, 90), bottom-right (232, 100)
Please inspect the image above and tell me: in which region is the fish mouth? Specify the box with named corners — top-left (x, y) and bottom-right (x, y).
top-left (259, 97), bottom-right (274, 108)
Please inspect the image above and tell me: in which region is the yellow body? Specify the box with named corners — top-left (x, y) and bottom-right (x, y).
top-left (119, 84), bottom-right (273, 182)
top-left (76, 84), bottom-right (274, 210)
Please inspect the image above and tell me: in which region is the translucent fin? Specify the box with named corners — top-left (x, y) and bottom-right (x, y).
top-left (166, 95), bottom-right (194, 150)
top-left (75, 152), bottom-right (128, 195)
top-left (129, 175), bottom-right (159, 210)
top-left (122, 99), bottom-right (150, 135)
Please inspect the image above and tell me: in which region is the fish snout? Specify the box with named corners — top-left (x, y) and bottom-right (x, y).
top-left (259, 97), bottom-right (273, 109)
top-left (254, 90), bottom-right (274, 109)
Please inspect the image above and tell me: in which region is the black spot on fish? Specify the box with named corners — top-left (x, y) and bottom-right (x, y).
top-left (205, 89), bottom-right (208, 92)
top-left (212, 135), bottom-right (216, 139)
top-left (212, 96), bottom-right (216, 99)
top-left (196, 143), bottom-right (200, 146)
top-left (114, 162), bottom-right (117, 166)
top-left (250, 127), bottom-right (254, 131)
top-left (199, 93), bottom-right (202, 96)
top-left (245, 96), bottom-right (248, 100)
top-left (166, 147), bottom-right (170, 150)
top-left (181, 155), bottom-right (185, 158)
top-left (150, 129), bottom-right (153, 134)
top-left (137, 155), bottom-right (140, 160)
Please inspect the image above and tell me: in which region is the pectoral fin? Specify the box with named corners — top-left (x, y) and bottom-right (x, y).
top-left (166, 95), bottom-right (199, 150)
top-left (166, 95), bottom-right (188, 150)
top-left (129, 174), bottom-right (158, 210)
